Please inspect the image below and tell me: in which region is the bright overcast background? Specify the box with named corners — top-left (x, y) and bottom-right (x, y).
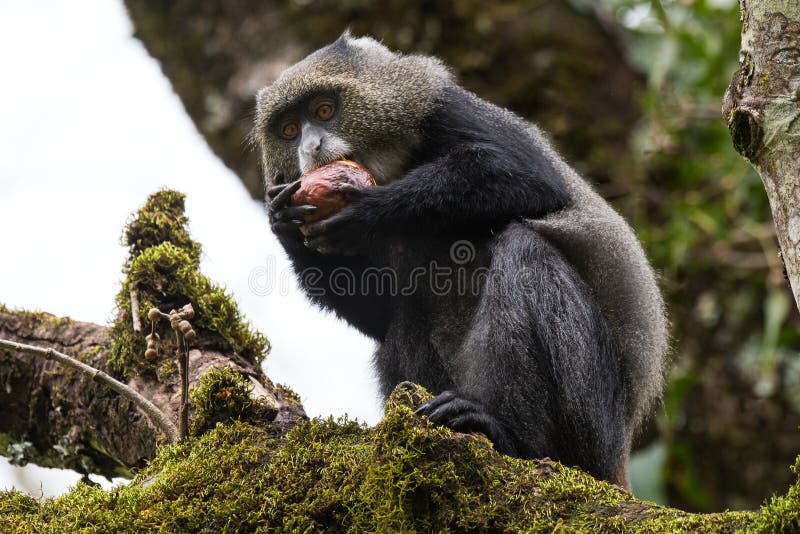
top-left (0, 0), bottom-right (381, 496)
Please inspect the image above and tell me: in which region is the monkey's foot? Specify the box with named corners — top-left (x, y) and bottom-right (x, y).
top-left (415, 391), bottom-right (517, 455)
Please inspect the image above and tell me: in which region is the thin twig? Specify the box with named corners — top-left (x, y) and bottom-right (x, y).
top-left (177, 332), bottom-right (189, 439)
top-left (148, 303), bottom-right (194, 439)
top-left (0, 338), bottom-right (178, 443)
top-left (130, 289), bottom-right (142, 332)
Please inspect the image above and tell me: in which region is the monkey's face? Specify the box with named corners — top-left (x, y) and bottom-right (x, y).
top-left (261, 88), bottom-right (414, 186)
top-left (268, 91), bottom-right (353, 176)
top-left (253, 32), bottom-right (453, 187)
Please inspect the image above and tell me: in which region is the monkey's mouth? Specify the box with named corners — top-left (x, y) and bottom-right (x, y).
top-left (304, 152), bottom-right (376, 182)
top-left (308, 153), bottom-right (357, 171)
top-left (341, 153), bottom-right (358, 166)
top-left (335, 153), bottom-right (370, 173)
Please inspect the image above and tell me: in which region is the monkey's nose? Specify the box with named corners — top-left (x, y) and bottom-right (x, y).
top-left (303, 136), bottom-right (323, 155)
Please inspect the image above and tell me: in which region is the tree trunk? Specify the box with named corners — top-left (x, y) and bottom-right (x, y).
top-left (724, 0), bottom-right (800, 309)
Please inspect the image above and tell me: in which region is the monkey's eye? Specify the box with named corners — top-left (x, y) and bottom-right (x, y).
top-left (316, 104), bottom-right (334, 121)
top-left (280, 122), bottom-right (299, 140)
top-left (310, 97), bottom-right (336, 121)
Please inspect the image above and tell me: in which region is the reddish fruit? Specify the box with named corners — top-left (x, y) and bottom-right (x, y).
top-left (290, 160), bottom-right (375, 222)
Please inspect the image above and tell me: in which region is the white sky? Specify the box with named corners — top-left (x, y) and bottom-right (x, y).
top-left (0, 0), bottom-right (381, 496)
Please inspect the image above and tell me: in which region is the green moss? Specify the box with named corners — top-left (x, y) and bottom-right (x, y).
top-left (274, 382), bottom-right (302, 404)
top-left (123, 189), bottom-right (201, 262)
top-left (190, 366), bottom-right (277, 436)
top-left (747, 455), bottom-right (800, 533)
top-left (109, 190), bottom-right (269, 379)
top-left (0, 492), bottom-right (38, 532)
top-left (0, 384), bottom-right (771, 532)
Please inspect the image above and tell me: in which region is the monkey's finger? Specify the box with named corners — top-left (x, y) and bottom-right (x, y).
top-left (270, 179), bottom-right (302, 210)
top-left (447, 413), bottom-right (517, 455)
top-left (273, 171), bottom-right (287, 186)
top-left (415, 390), bottom-right (458, 417)
top-left (266, 172), bottom-right (289, 198)
top-left (271, 220), bottom-right (304, 234)
top-left (424, 397), bottom-right (477, 424)
top-left (300, 211), bottom-right (348, 237)
top-left (447, 412), bottom-right (494, 434)
top-left (267, 183), bottom-right (287, 199)
top-left (274, 205), bottom-right (317, 222)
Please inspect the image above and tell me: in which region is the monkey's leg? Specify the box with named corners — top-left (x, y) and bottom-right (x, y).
top-left (418, 222), bottom-right (627, 482)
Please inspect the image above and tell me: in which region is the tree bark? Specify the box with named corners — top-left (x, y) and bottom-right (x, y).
top-left (724, 0), bottom-right (800, 309)
top-left (0, 307), bottom-right (156, 478)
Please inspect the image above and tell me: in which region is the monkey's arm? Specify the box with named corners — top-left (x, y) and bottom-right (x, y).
top-left (303, 144), bottom-right (569, 254)
top-left (269, 181), bottom-right (391, 340)
top-left (367, 144), bottom-right (569, 230)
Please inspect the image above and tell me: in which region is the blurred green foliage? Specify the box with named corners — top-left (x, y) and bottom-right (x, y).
top-left (598, 0), bottom-right (800, 512)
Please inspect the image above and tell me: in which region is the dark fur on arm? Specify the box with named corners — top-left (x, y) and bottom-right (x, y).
top-left (349, 85), bottom-right (570, 234)
top-left (277, 232), bottom-right (391, 341)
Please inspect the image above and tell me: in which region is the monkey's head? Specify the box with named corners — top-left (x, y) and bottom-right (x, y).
top-left (253, 31), bottom-right (452, 186)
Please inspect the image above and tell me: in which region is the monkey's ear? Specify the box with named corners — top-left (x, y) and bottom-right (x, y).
top-left (334, 28), bottom-right (354, 45)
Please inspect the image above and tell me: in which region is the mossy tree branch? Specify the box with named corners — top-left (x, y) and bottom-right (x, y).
top-left (2, 382), bottom-right (798, 532)
top-left (0, 306), bottom-right (159, 478)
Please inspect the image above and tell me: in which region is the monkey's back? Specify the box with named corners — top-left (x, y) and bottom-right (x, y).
top-left (524, 128), bottom-right (669, 435)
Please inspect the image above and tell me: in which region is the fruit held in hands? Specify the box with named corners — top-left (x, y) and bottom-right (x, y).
top-left (290, 160), bottom-right (375, 222)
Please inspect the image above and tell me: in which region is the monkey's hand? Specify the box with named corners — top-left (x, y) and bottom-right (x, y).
top-left (416, 391), bottom-right (518, 456)
top-left (267, 179), bottom-right (317, 239)
top-left (300, 188), bottom-right (374, 256)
